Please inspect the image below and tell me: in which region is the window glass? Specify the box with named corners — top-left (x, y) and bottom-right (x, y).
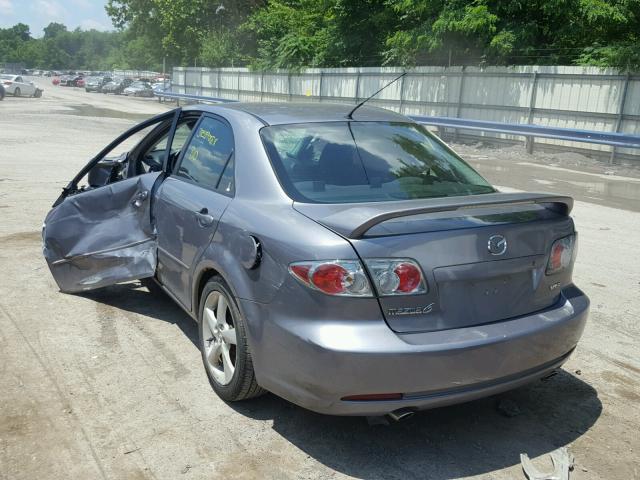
top-left (217, 156), bottom-right (235, 195)
top-left (261, 121), bottom-right (494, 203)
top-left (176, 116), bottom-right (234, 192)
top-left (151, 120), bottom-right (196, 154)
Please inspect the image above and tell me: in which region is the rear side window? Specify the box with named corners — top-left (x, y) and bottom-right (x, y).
top-left (261, 121), bottom-right (494, 203)
top-left (176, 116), bottom-right (234, 194)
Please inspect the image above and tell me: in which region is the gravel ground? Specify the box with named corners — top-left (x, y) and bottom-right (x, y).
top-left (0, 80), bottom-right (638, 480)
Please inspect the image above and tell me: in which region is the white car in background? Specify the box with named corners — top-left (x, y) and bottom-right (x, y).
top-left (0, 74), bottom-right (43, 97)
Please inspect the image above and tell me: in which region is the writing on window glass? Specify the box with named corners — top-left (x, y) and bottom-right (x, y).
top-left (188, 146), bottom-right (199, 162)
top-left (198, 129), bottom-right (218, 146)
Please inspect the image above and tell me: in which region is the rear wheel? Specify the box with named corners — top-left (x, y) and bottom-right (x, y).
top-left (198, 276), bottom-right (265, 401)
top-left (33, 89), bottom-right (42, 98)
top-left (14, 87), bottom-right (20, 97)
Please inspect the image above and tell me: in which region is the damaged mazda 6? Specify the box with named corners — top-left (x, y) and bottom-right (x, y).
top-left (42, 103), bottom-right (589, 416)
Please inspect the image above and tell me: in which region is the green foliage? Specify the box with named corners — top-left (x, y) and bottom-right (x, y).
top-left (384, 0), bottom-right (640, 69)
top-left (1, 0), bottom-right (639, 71)
top-left (199, 28), bottom-right (244, 67)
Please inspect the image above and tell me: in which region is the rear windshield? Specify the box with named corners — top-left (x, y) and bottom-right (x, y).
top-left (261, 122), bottom-right (494, 203)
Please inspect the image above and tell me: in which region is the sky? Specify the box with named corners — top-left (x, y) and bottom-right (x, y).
top-left (0, 0), bottom-right (114, 37)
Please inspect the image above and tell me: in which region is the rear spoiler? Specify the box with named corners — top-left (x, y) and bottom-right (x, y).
top-left (295, 193), bottom-right (573, 239)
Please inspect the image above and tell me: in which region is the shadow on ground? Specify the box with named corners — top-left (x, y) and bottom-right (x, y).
top-left (81, 280), bottom-right (199, 347)
top-left (82, 281), bottom-right (602, 480)
top-left (233, 372), bottom-right (601, 479)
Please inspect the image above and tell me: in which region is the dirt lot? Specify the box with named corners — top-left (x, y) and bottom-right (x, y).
top-left (1, 79), bottom-right (639, 480)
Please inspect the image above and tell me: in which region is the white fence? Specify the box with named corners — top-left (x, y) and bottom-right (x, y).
top-left (112, 69), bottom-right (161, 79)
top-left (172, 65), bottom-right (640, 161)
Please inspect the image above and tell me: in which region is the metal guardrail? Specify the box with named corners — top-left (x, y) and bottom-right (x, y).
top-left (155, 90), bottom-right (238, 104)
top-left (412, 116), bottom-right (640, 149)
top-left (154, 90), bottom-right (640, 150)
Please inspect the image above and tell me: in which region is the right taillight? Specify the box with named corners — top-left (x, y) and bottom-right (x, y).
top-left (364, 259), bottom-right (427, 296)
top-left (546, 234), bottom-right (576, 275)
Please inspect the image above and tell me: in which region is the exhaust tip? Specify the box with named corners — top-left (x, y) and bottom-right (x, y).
top-left (387, 407), bottom-right (416, 422)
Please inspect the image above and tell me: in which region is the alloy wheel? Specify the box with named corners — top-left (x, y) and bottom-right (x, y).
top-left (202, 290), bottom-right (237, 385)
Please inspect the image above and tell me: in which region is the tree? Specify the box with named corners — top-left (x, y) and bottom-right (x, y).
top-left (43, 22), bottom-right (68, 39)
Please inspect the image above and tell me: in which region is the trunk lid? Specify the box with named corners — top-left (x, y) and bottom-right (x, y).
top-left (294, 193), bottom-right (575, 333)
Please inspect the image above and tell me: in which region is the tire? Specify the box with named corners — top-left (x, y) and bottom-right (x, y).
top-left (33, 89), bottom-right (42, 98)
top-left (14, 87), bottom-right (20, 97)
top-left (198, 276), bottom-right (265, 401)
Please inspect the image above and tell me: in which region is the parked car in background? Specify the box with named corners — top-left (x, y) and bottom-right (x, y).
top-left (42, 103), bottom-right (589, 417)
top-left (0, 74), bottom-right (42, 97)
top-left (59, 75), bottom-right (84, 87)
top-left (152, 82), bottom-right (169, 93)
top-left (52, 76), bottom-right (61, 86)
top-left (76, 77), bottom-right (86, 88)
top-left (85, 76), bottom-right (112, 93)
top-left (123, 81), bottom-right (154, 97)
top-left (101, 78), bottom-right (133, 95)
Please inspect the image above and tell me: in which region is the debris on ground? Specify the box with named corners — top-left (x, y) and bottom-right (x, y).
top-left (520, 447), bottom-right (574, 480)
top-left (497, 397), bottom-right (521, 417)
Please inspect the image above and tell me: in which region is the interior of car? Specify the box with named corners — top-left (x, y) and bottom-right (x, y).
top-left (83, 114), bottom-right (200, 191)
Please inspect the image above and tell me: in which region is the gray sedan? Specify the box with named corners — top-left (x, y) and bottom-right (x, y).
top-left (42, 103), bottom-right (589, 417)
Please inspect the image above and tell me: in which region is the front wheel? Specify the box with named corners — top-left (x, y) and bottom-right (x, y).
top-left (14, 87), bottom-right (20, 97)
top-left (198, 276), bottom-right (265, 401)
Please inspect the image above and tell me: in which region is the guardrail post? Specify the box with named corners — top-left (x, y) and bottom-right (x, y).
top-left (398, 71), bottom-right (406, 114)
top-left (237, 70), bottom-right (241, 101)
top-left (354, 71), bottom-right (361, 104)
top-left (288, 71), bottom-right (292, 101)
top-left (217, 69), bottom-right (221, 97)
top-left (610, 73), bottom-right (631, 164)
top-left (318, 71), bottom-right (324, 102)
top-left (525, 71), bottom-right (539, 154)
top-left (260, 71), bottom-right (265, 102)
top-left (454, 66), bottom-right (466, 141)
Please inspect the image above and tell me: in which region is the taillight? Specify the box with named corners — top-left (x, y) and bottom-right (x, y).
top-left (364, 259), bottom-right (427, 296)
top-left (546, 235), bottom-right (576, 275)
top-left (3, 81), bottom-right (12, 85)
top-left (289, 260), bottom-right (372, 297)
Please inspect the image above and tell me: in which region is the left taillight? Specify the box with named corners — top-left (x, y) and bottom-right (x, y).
top-left (289, 260), bottom-right (373, 297)
top-left (546, 234), bottom-right (576, 275)
top-left (289, 258), bottom-right (428, 297)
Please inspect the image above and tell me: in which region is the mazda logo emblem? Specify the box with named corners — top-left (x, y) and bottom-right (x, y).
top-left (488, 235), bottom-right (507, 255)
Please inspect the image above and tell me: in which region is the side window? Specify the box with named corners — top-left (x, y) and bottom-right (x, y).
top-left (16, 76), bottom-right (22, 83)
top-left (148, 119), bottom-right (196, 155)
top-left (176, 116), bottom-right (234, 194)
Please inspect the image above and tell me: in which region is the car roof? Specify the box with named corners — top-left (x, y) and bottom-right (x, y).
top-left (202, 102), bottom-right (410, 126)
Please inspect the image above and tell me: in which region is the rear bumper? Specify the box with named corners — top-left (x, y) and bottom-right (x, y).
top-left (240, 285), bottom-right (589, 416)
